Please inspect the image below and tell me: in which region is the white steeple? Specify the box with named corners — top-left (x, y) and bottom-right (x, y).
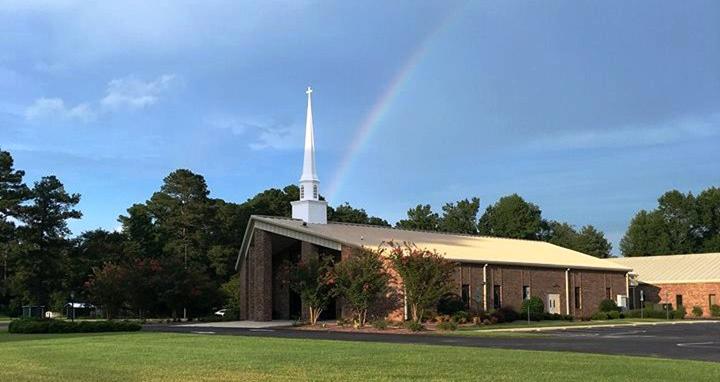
top-left (300, 86), bottom-right (318, 182)
top-left (291, 86), bottom-right (327, 224)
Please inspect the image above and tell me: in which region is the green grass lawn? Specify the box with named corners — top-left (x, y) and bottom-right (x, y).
top-left (1, 332), bottom-right (719, 381)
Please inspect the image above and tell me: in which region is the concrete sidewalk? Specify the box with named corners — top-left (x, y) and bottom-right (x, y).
top-left (178, 320), bottom-right (294, 329)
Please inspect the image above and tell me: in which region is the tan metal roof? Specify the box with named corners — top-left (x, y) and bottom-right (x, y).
top-left (609, 253), bottom-right (720, 284)
top-left (237, 216), bottom-right (631, 272)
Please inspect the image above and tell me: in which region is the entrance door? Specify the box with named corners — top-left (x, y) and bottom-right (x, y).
top-left (547, 294), bottom-right (561, 314)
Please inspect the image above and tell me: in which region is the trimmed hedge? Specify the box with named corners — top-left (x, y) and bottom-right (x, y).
top-left (9, 319), bottom-right (141, 334)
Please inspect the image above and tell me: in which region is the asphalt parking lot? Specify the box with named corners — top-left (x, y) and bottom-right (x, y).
top-left (145, 321), bottom-right (720, 362)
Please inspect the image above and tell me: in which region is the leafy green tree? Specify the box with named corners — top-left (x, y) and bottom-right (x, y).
top-left (327, 202), bottom-right (389, 226)
top-left (386, 242), bottom-right (456, 324)
top-left (697, 187), bottom-right (720, 251)
top-left (221, 274), bottom-right (243, 320)
top-left (575, 225), bottom-right (612, 258)
top-left (478, 194), bottom-right (542, 239)
top-left (85, 262), bottom-right (128, 319)
top-left (12, 176), bottom-right (81, 306)
top-left (541, 220), bottom-right (579, 248)
top-left (286, 257), bottom-right (336, 325)
top-left (438, 197), bottom-right (480, 234)
top-left (656, 190), bottom-right (699, 253)
top-left (332, 248), bottom-right (391, 327)
top-left (396, 204), bottom-right (440, 231)
top-left (243, 185), bottom-right (299, 218)
top-left (66, 229), bottom-right (127, 301)
top-left (0, 149), bottom-right (29, 307)
top-left (620, 210), bottom-right (671, 256)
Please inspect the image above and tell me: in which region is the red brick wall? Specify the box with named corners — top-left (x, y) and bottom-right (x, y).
top-left (638, 282), bottom-right (720, 317)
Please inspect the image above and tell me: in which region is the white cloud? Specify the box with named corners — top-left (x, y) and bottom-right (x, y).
top-left (529, 113), bottom-right (720, 150)
top-left (207, 113), bottom-right (304, 150)
top-left (100, 74), bottom-right (176, 110)
top-left (24, 97), bottom-right (95, 122)
top-left (23, 74), bottom-right (176, 123)
top-left (249, 125), bottom-right (303, 150)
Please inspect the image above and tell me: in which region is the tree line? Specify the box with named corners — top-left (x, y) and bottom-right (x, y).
top-left (1, 146), bottom-right (718, 317)
top-left (396, 195), bottom-right (612, 258)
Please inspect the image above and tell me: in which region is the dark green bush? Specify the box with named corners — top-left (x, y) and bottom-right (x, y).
top-left (371, 319), bottom-right (388, 330)
top-left (451, 311), bottom-right (470, 324)
top-left (404, 321), bottom-right (424, 332)
top-left (692, 306), bottom-right (703, 317)
top-left (591, 311), bottom-right (610, 321)
top-left (710, 304), bottom-right (720, 317)
top-left (607, 310), bottom-right (621, 319)
top-left (490, 307), bottom-right (519, 323)
top-left (437, 321), bottom-right (458, 331)
top-left (674, 305), bottom-right (686, 319)
top-left (9, 319), bottom-right (141, 334)
top-left (520, 297), bottom-right (545, 321)
top-left (437, 294), bottom-right (466, 315)
top-left (598, 299), bottom-right (620, 312)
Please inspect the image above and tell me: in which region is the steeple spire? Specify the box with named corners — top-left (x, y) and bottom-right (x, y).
top-left (291, 86), bottom-right (327, 224)
top-left (301, 86), bottom-right (318, 182)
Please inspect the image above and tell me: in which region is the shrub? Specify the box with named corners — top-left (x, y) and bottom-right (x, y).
top-left (520, 297), bottom-right (545, 321)
top-left (437, 321), bottom-right (458, 331)
top-left (9, 319), bottom-right (141, 334)
top-left (437, 294), bottom-right (466, 315)
top-left (692, 306), bottom-right (703, 317)
top-left (404, 321), bottom-right (424, 332)
top-left (332, 248), bottom-right (391, 327)
top-left (607, 310), bottom-right (621, 319)
top-left (591, 311), bottom-right (609, 321)
top-left (371, 319), bottom-right (388, 330)
top-left (336, 318), bottom-right (350, 327)
top-left (490, 307), bottom-right (519, 323)
top-left (674, 305), bottom-right (686, 319)
top-left (387, 242), bottom-right (456, 323)
top-left (598, 299), bottom-right (620, 312)
top-left (711, 304), bottom-right (720, 317)
top-left (451, 311), bottom-right (470, 324)
top-left (286, 257), bottom-right (336, 326)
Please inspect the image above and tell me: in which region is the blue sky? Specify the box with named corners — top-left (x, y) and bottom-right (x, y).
top-left (1, 1), bottom-right (718, 254)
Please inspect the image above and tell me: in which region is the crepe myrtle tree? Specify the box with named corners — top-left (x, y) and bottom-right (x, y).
top-left (285, 257), bottom-right (336, 325)
top-left (387, 241), bottom-right (456, 324)
top-left (332, 247), bottom-right (391, 328)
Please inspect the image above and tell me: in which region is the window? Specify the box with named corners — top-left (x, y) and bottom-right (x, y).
top-left (300, 185), bottom-right (305, 199)
top-left (676, 295), bottom-right (683, 308)
top-left (522, 286), bottom-right (531, 300)
top-left (493, 285), bottom-right (502, 309)
top-left (313, 184), bottom-right (318, 199)
top-left (461, 284), bottom-right (470, 309)
top-left (710, 294), bottom-right (717, 307)
top-left (606, 287), bottom-right (612, 300)
top-left (574, 287), bottom-right (582, 309)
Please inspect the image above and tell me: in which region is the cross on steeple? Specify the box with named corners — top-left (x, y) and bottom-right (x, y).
top-left (306, 86), bottom-right (312, 95)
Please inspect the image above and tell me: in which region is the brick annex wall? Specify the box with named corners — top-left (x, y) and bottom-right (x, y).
top-left (448, 264), bottom-right (626, 319)
top-left (240, 232), bottom-right (629, 322)
top-left (638, 282), bottom-right (720, 317)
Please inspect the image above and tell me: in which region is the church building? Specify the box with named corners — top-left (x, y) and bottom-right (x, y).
top-left (235, 87), bottom-right (633, 322)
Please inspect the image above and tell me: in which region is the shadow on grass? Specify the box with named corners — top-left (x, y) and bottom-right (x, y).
top-left (0, 330), bottom-right (143, 344)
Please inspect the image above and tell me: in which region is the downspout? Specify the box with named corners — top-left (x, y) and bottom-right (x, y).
top-left (565, 268), bottom-right (571, 315)
top-left (625, 272), bottom-right (630, 308)
top-left (482, 264), bottom-right (488, 311)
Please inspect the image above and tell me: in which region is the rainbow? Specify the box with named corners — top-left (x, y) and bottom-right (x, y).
top-left (325, 7), bottom-right (461, 201)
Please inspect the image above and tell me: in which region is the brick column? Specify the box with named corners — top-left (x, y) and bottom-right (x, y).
top-left (250, 229), bottom-right (272, 321)
top-left (238, 255), bottom-right (248, 320)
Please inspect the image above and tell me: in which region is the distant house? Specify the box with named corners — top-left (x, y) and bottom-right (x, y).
top-left (233, 87), bottom-right (633, 322)
top-left (610, 253), bottom-right (720, 317)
